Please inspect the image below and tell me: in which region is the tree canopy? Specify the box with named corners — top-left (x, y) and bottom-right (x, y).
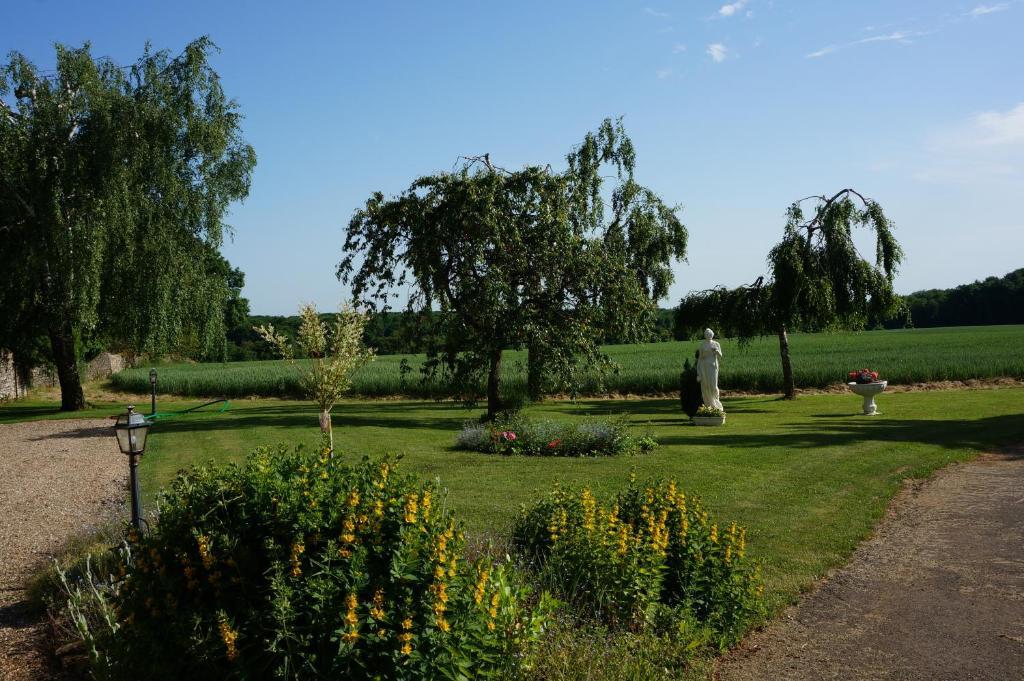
top-left (339, 119), bottom-right (686, 418)
top-left (0, 37), bottom-right (255, 409)
top-left (678, 189), bottom-right (903, 398)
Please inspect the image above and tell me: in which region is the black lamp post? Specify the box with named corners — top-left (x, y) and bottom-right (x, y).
top-left (114, 405), bottom-right (151, 530)
top-left (149, 368), bottom-right (158, 416)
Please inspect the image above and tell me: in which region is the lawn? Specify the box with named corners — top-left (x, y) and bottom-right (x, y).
top-left (108, 324), bottom-right (1024, 398)
top-left (9, 386), bottom-right (1021, 615)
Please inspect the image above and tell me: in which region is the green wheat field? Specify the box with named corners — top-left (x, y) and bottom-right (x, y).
top-left (111, 325), bottom-right (1024, 399)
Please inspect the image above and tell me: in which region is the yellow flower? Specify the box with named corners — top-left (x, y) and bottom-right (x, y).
top-left (404, 494), bottom-right (419, 524)
top-left (581, 488), bottom-right (596, 531)
top-left (346, 489), bottom-right (361, 508)
top-left (710, 524), bottom-right (718, 544)
top-left (218, 615), bottom-right (239, 661)
top-left (473, 568), bottom-right (490, 605)
top-left (421, 490), bottom-right (432, 519)
top-left (370, 589), bottom-right (385, 620)
top-left (436, 616), bottom-right (450, 633)
top-left (400, 642), bottom-right (413, 655)
top-left (290, 541), bottom-right (305, 577)
top-left (196, 535), bottom-right (214, 570)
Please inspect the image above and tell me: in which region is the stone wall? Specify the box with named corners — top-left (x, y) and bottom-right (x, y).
top-left (0, 351), bottom-right (28, 400)
top-left (85, 352), bottom-right (126, 381)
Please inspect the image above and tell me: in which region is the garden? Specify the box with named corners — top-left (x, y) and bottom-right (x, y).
top-left (3, 31), bottom-right (1024, 681)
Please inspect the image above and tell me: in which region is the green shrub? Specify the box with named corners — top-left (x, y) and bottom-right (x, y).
top-left (512, 477), bottom-right (763, 648)
top-left (455, 414), bottom-right (656, 457)
top-left (71, 447), bottom-right (552, 680)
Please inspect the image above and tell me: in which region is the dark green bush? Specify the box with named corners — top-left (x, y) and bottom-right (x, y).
top-left (69, 447), bottom-right (551, 680)
top-left (512, 477), bottom-right (763, 648)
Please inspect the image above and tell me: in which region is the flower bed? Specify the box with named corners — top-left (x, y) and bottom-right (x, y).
top-left (455, 415), bottom-right (656, 457)
top-left (58, 448), bottom-right (552, 680)
top-left (512, 477), bottom-right (764, 647)
top-left (848, 368), bottom-right (880, 384)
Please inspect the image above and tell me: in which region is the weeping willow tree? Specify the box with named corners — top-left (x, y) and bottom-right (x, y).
top-left (678, 189), bottom-right (904, 398)
top-left (0, 38), bottom-right (256, 410)
top-left (340, 119), bottom-right (686, 419)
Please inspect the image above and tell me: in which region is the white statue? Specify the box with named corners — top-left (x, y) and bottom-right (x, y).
top-left (696, 328), bottom-right (724, 411)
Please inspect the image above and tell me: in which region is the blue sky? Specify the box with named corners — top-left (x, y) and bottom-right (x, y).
top-left (4, 1), bottom-right (1022, 314)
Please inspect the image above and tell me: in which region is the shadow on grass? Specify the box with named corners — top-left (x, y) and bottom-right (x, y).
top-left (655, 414), bottom-right (1024, 452)
top-left (135, 402), bottom-right (470, 437)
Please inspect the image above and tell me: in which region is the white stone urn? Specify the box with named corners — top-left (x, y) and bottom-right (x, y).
top-left (848, 380), bottom-right (887, 415)
top-left (693, 414), bottom-right (726, 426)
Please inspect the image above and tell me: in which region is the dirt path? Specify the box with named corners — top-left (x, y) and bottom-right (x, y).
top-left (0, 419), bottom-right (125, 681)
top-left (717, 450), bottom-right (1024, 681)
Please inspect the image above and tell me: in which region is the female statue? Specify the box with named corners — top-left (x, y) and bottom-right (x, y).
top-left (696, 328), bottom-right (724, 411)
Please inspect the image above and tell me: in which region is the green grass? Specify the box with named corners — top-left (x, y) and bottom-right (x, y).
top-left (109, 325), bottom-right (1024, 398)
top-left (6, 387), bottom-right (1023, 677)
top-left (10, 387), bottom-right (1021, 616)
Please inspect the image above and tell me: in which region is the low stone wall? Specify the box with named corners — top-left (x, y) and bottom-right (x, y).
top-left (85, 352), bottom-right (126, 381)
top-left (0, 351), bottom-right (28, 400)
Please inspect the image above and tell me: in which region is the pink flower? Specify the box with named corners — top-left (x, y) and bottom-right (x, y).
top-left (502, 431), bottom-right (517, 441)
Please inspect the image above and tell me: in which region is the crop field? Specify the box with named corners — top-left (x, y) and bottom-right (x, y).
top-left (110, 325), bottom-right (1024, 399)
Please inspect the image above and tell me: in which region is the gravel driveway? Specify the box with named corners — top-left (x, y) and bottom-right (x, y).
top-left (0, 419), bottom-right (126, 681)
top-left (717, 449), bottom-right (1024, 680)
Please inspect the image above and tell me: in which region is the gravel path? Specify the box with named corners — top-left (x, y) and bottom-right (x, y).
top-left (717, 450), bottom-right (1024, 681)
top-left (0, 419), bottom-right (126, 681)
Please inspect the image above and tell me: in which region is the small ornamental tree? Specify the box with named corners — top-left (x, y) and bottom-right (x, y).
top-left (677, 189), bottom-right (904, 398)
top-left (256, 303), bottom-right (374, 449)
top-left (339, 119), bottom-right (686, 419)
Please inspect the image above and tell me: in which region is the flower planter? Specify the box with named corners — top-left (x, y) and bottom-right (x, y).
top-left (692, 415), bottom-right (726, 426)
top-left (848, 380), bottom-right (887, 415)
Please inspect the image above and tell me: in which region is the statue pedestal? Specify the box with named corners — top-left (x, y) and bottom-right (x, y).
top-left (848, 381), bottom-right (887, 415)
top-left (693, 415), bottom-right (726, 426)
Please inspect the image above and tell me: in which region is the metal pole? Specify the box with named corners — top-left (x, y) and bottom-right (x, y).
top-left (150, 378), bottom-right (157, 416)
top-left (128, 453), bottom-right (142, 530)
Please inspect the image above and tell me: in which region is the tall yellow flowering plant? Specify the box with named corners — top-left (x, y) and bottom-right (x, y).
top-left (256, 302), bottom-right (375, 451)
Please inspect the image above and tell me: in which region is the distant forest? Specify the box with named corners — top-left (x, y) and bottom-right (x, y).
top-left (225, 269), bottom-right (1022, 361)
top-left (884, 267), bottom-right (1024, 329)
top-left (227, 309), bottom-right (679, 361)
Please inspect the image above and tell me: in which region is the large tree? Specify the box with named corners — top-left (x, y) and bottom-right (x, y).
top-left (0, 38), bottom-right (256, 409)
top-left (339, 119), bottom-right (686, 419)
top-left (678, 189), bottom-right (903, 398)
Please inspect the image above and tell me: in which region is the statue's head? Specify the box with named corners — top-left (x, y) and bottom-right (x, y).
top-left (704, 328), bottom-right (714, 340)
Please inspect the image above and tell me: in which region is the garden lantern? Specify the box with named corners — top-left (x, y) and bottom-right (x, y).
top-left (114, 405), bottom-right (151, 530)
top-left (149, 368), bottom-right (158, 415)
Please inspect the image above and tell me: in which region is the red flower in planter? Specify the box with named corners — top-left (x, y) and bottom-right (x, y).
top-left (547, 439), bottom-right (561, 449)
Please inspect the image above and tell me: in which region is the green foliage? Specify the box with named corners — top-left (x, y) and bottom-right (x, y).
top-left (513, 478), bottom-right (763, 648)
top-left (339, 118), bottom-right (686, 417)
top-left (68, 448), bottom-right (551, 680)
top-left (889, 268), bottom-right (1024, 329)
top-left (0, 37), bottom-right (255, 408)
top-left (455, 414), bottom-right (655, 457)
top-left (110, 325), bottom-right (1024, 398)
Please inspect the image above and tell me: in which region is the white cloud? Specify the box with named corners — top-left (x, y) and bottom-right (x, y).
top-left (706, 43), bottom-right (729, 62)
top-left (719, 1), bottom-right (748, 17)
top-left (644, 7), bottom-right (670, 18)
top-left (806, 30), bottom-right (926, 58)
top-left (915, 103), bottom-right (1024, 183)
top-left (672, 42), bottom-right (687, 53)
top-left (966, 3), bottom-right (1009, 17)
top-left (656, 68), bottom-right (674, 79)
top-left (948, 103), bottom-right (1024, 147)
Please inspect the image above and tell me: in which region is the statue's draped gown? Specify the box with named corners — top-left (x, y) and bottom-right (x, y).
top-left (697, 340), bottom-right (724, 411)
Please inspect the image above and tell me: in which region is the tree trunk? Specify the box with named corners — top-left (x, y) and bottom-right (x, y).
top-left (486, 347), bottom-right (503, 421)
top-left (527, 342), bottom-right (543, 403)
top-left (777, 325), bottom-right (795, 400)
top-left (318, 408), bottom-right (334, 454)
top-left (49, 327), bottom-right (85, 411)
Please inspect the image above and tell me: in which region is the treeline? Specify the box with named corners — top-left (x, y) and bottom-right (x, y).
top-left (885, 268), bottom-right (1024, 329)
top-left (225, 308), bottom-right (677, 361)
